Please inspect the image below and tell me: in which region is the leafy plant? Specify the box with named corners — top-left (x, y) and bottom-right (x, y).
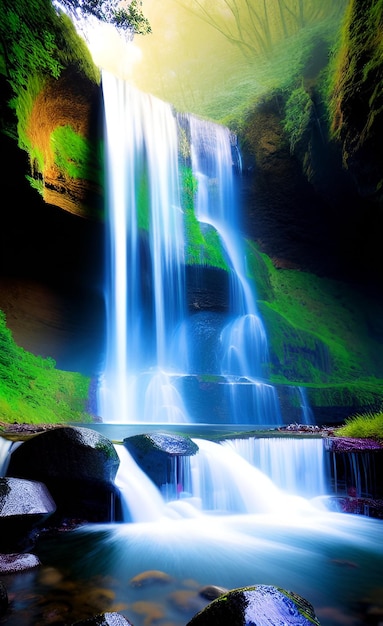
top-left (54, 0), bottom-right (151, 36)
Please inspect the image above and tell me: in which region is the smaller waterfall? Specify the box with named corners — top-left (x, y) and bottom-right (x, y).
top-left (115, 438), bottom-right (328, 523)
top-left (222, 437), bottom-right (329, 498)
top-left (186, 114), bottom-right (282, 424)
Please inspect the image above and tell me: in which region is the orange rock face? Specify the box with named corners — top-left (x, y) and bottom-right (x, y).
top-left (27, 67), bottom-right (103, 218)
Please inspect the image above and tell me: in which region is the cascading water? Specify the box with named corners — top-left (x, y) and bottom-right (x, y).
top-left (98, 72), bottom-right (285, 425)
top-left (98, 71), bottom-right (189, 423)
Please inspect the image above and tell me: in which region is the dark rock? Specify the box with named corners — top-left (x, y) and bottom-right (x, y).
top-left (6, 427), bottom-right (120, 523)
top-left (123, 432), bottom-right (198, 491)
top-left (0, 580), bottom-right (8, 617)
top-left (0, 477), bottom-right (56, 551)
top-left (186, 584), bottom-right (320, 626)
top-left (71, 612), bottom-right (134, 625)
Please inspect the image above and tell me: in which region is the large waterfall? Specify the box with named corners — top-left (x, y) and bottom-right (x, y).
top-left (98, 71), bottom-right (284, 425)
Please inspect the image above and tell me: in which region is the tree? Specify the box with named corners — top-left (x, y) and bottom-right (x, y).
top-left (173, 0), bottom-right (347, 60)
top-left (53, 0), bottom-right (151, 36)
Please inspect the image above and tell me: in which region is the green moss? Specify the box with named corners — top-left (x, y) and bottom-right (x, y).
top-left (244, 242), bottom-right (383, 390)
top-left (0, 310), bottom-right (92, 425)
top-left (51, 124), bottom-right (103, 185)
top-left (328, 0), bottom-right (383, 140)
top-left (307, 380), bottom-right (383, 409)
top-left (282, 84), bottom-right (312, 153)
top-left (180, 166), bottom-right (228, 269)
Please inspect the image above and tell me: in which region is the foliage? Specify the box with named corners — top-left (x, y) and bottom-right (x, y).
top-left (54, 0), bottom-right (151, 35)
top-left (51, 124), bottom-right (103, 184)
top-left (54, 12), bottom-right (100, 83)
top-left (336, 410), bottom-right (383, 441)
top-left (0, 311), bottom-right (92, 424)
top-left (0, 0), bottom-right (63, 93)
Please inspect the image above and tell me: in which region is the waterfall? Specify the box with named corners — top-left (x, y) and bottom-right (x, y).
top-left (99, 72), bottom-right (289, 425)
top-left (114, 437), bottom-right (329, 523)
top-left (222, 437), bottom-right (329, 498)
top-left (185, 114), bottom-right (282, 424)
top-left (98, 71), bottom-right (189, 423)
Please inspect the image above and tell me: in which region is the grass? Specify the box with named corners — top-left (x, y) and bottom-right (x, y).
top-left (0, 311), bottom-right (92, 425)
top-left (336, 411), bottom-right (383, 441)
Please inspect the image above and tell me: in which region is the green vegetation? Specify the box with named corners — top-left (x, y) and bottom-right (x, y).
top-left (0, 0), bottom-right (101, 199)
top-left (245, 242), bottom-right (383, 386)
top-left (335, 410), bottom-right (383, 441)
top-left (181, 166), bottom-right (228, 269)
top-left (134, 0), bottom-right (347, 125)
top-left (282, 84), bottom-right (312, 154)
top-left (56, 0), bottom-right (151, 36)
top-left (51, 125), bottom-right (103, 185)
top-left (328, 0), bottom-right (383, 140)
top-left (0, 311), bottom-right (92, 425)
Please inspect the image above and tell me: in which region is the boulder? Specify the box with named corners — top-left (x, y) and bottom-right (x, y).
top-left (6, 427), bottom-right (120, 523)
top-left (123, 432), bottom-right (198, 491)
top-left (186, 584), bottom-right (320, 626)
top-left (0, 477), bottom-right (56, 551)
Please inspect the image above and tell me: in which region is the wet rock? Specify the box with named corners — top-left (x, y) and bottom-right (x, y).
top-left (186, 584), bottom-right (321, 626)
top-left (72, 612), bottom-right (133, 625)
top-left (0, 552), bottom-right (41, 573)
top-left (123, 432), bottom-right (198, 490)
top-left (0, 477), bottom-right (56, 551)
top-left (6, 427), bottom-right (120, 524)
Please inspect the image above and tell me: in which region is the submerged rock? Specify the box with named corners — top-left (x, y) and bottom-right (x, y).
top-left (186, 584), bottom-right (321, 626)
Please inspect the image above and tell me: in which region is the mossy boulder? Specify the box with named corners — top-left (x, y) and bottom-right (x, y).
top-left (186, 584), bottom-right (320, 626)
top-left (6, 427), bottom-right (120, 523)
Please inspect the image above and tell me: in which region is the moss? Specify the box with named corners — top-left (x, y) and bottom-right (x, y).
top-left (51, 124), bottom-right (103, 185)
top-left (180, 165), bottom-right (228, 270)
top-left (307, 381), bottom-right (383, 409)
top-left (282, 84), bottom-right (313, 154)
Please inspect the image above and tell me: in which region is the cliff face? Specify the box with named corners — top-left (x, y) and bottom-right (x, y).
top-left (330, 0), bottom-right (383, 205)
top-left (240, 0), bottom-right (383, 286)
top-left (27, 66), bottom-right (103, 218)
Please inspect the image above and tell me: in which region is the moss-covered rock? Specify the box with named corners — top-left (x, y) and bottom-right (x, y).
top-left (186, 584), bottom-right (320, 626)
